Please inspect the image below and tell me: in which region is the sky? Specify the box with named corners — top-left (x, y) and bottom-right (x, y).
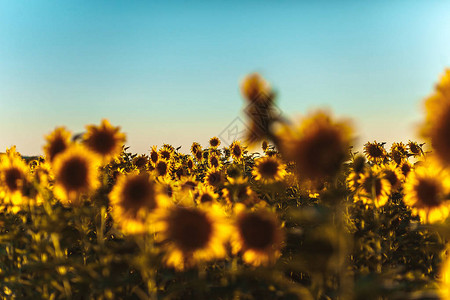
top-left (1, 1), bottom-right (450, 155)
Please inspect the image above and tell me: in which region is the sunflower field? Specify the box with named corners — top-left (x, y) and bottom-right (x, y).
top-left (2, 70), bottom-right (450, 300)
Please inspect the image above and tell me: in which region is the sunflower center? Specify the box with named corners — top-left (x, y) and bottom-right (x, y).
top-left (384, 170), bottom-right (399, 187)
top-left (88, 131), bottom-right (116, 155)
top-left (169, 208), bottom-right (212, 252)
top-left (134, 156), bottom-right (147, 168)
top-left (416, 179), bottom-right (441, 207)
top-left (207, 172), bottom-right (222, 186)
top-left (48, 137), bottom-right (67, 161)
top-left (367, 144), bottom-right (384, 158)
top-left (232, 146), bottom-right (242, 158)
top-left (210, 139), bottom-right (219, 147)
top-left (5, 168), bottom-right (22, 191)
top-left (210, 157), bottom-right (219, 168)
top-left (258, 160), bottom-right (279, 178)
top-left (299, 128), bottom-right (345, 180)
top-left (156, 161), bottom-right (168, 176)
top-left (160, 150), bottom-right (171, 160)
top-left (150, 151), bottom-right (158, 163)
top-left (239, 213), bottom-right (275, 250)
top-left (122, 176), bottom-right (156, 212)
top-left (59, 157), bottom-right (89, 191)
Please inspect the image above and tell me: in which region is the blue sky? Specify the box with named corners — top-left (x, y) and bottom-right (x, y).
top-left (1, 1), bottom-right (449, 155)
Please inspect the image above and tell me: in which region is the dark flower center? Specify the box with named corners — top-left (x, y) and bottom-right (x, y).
top-left (168, 208), bottom-right (212, 252)
top-left (416, 179), bottom-right (441, 208)
top-left (5, 168), bottom-right (22, 191)
top-left (59, 157), bottom-right (89, 191)
top-left (239, 213), bottom-right (275, 250)
top-left (87, 130), bottom-right (116, 155)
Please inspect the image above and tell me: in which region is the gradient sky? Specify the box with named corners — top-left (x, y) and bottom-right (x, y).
top-left (1, 1), bottom-right (450, 155)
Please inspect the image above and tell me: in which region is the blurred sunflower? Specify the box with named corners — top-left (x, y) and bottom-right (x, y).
top-left (240, 73), bottom-right (271, 103)
top-left (209, 137), bottom-right (221, 148)
top-left (356, 166), bottom-right (391, 208)
top-left (155, 203), bottom-right (230, 270)
top-left (195, 183), bottom-right (219, 205)
top-left (421, 70), bottom-right (450, 166)
top-left (252, 156), bottom-right (286, 184)
top-left (83, 119), bottom-right (126, 162)
top-left (179, 175), bottom-right (198, 192)
top-left (223, 177), bottom-right (256, 206)
top-left (230, 141), bottom-right (244, 162)
top-left (43, 127), bottom-right (72, 163)
top-left (53, 145), bottom-right (100, 205)
top-left (380, 162), bottom-right (404, 191)
top-left (403, 161), bottom-right (450, 223)
top-left (363, 141), bottom-right (387, 164)
top-left (109, 172), bottom-right (168, 234)
top-left (439, 251), bottom-right (450, 299)
top-left (399, 160), bottom-right (413, 177)
top-left (0, 151), bottom-right (31, 210)
top-left (278, 110), bottom-right (353, 189)
top-left (231, 204), bottom-right (284, 266)
top-left (205, 168), bottom-right (224, 188)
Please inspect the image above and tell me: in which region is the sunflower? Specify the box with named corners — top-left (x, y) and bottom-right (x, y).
top-left (208, 152), bottom-right (221, 169)
top-left (83, 119), bottom-right (126, 162)
top-left (0, 151), bottom-right (31, 210)
top-left (363, 141), bottom-right (387, 164)
top-left (209, 137), bottom-right (221, 148)
top-left (109, 172), bottom-right (168, 234)
top-left (278, 110), bottom-right (353, 189)
top-left (380, 162), bottom-right (404, 191)
top-left (421, 70), bottom-right (450, 165)
top-left (252, 156), bottom-right (286, 184)
top-left (155, 159), bottom-right (171, 177)
top-left (132, 155), bottom-right (148, 169)
top-left (159, 148), bottom-right (173, 161)
top-left (190, 142), bottom-right (202, 157)
top-left (155, 203), bottom-right (230, 270)
top-left (355, 166), bottom-right (392, 208)
top-left (240, 73), bottom-right (271, 103)
top-left (205, 168), bottom-right (224, 188)
top-left (186, 157), bottom-right (195, 172)
top-left (399, 160), bottom-right (413, 177)
top-left (179, 175), bottom-right (198, 192)
top-left (149, 146), bottom-right (159, 166)
top-left (53, 145), bottom-right (101, 205)
top-left (157, 176), bottom-right (178, 200)
top-left (223, 177), bottom-right (256, 206)
top-left (195, 183), bottom-right (219, 205)
top-left (261, 140), bottom-right (269, 152)
top-left (43, 126), bottom-right (72, 163)
top-left (229, 141), bottom-right (244, 162)
top-left (408, 140), bottom-right (423, 157)
top-left (403, 161), bottom-right (450, 223)
top-left (390, 142), bottom-right (408, 164)
top-left (231, 204), bottom-right (284, 266)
